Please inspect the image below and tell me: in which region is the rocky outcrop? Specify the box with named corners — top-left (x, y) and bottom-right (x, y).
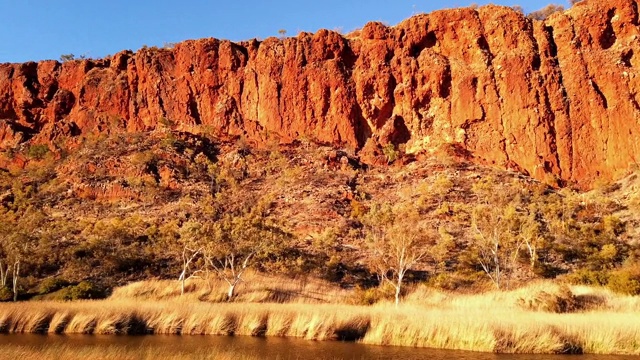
top-left (1, 0), bottom-right (639, 186)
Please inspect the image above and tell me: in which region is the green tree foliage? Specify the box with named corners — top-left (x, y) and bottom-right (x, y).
top-left (59, 54), bottom-right (75, 62)
top-left (204, 196), bottom-right (289, 299)
top-left (467, 177), bottom-right (558, 288)
top-left (175, 194), bottom-right (291, 300)
top-left (382, 143), bottom-right (400, 164)
top-left (470, 203), bottom-right (528, 289)
top-left (26, 144), bottom-right (49, 160)
top-left (361, 203), bottom-right (435, 306)
top-left (37, 278), bottom-right (70, 295)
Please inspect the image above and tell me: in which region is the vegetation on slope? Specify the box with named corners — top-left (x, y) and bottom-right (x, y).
top-left (0, 128), bottom-right (639, 302)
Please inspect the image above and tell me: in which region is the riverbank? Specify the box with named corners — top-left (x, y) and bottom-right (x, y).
top-left (0, 279), bottom-right (639, 355)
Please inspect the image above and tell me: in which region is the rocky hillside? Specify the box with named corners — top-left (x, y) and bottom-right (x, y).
top-left (1, 128), bottom-right (638, 293)
top-left (1, 0), bottom-right (640, 187)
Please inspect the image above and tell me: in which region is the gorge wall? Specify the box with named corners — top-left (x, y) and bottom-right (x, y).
top-left (1, 0), bottom-right (640, 186)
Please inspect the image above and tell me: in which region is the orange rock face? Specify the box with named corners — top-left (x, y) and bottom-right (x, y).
top-left (1, 0), bottom-right (639, 187)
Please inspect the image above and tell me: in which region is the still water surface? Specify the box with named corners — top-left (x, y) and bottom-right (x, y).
top-left (0, 334), bottom-right (636, 360)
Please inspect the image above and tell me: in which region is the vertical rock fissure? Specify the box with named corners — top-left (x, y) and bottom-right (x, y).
top-left (276, 42), bottom-right (285, 132)
top-left (439, 60), bottom-right (452, 99)
top-left (545, 24), bottom-right (571, 177)
top-left (631, 0), bottom-right (639, 25)
top-left (476, 12), bottom-right (510, 165)
top-left (590, 79), bottom-right (609, 109)
top-left (530, 44), bottom-right (551, 176)
top-left (237, 79), bottom-right (244, 111)
top-left (565, 7), bottom-right (612, 180)
top-left (20, 63), bottom-right (43, 126)
top-left (276, 83), bottom-right (283, 130)
top-left (599, 8), bottom-right (617, 50)
top-left (187, 85), bottom-right (201, 125)
top-left (629, 90), bottom-right (640, 114)
top-left (533, 24), bottom-right (564, 178)
top-left (252, 69), bottom-right (260, 123)
top-left (157, 95), bottom-right (166, 119)
top-left (129, 67), bottom-right (140, 123)
top-left (541, 89), bottom-right (563, 178)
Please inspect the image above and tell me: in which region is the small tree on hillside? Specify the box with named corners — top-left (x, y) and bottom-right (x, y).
top-left (203, 196), bottom-right (288, 300)
top-left (0, 260), bottom-right (9, 288)
top-left (0, 259), bottom-right (19, 301)
top-left (518, 211), bottom-right (544, 271)
top-left (471, 205), bottom-right (508, 289)
top-left (176, 221), bottom-right (205, 296)
top-left (362, 204), bottom-right (434, 307)
top-left (156, 219), bottom-right (204, 296)
top-left (11, 260), bottom-right (19, 302)
top-left (0, 217), bottom-right (35, 302)
top-left (470, 203), bottom-right (537, 290)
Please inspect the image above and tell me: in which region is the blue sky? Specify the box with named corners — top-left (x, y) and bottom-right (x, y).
top-left (0, 0), bottom-right (573, 63)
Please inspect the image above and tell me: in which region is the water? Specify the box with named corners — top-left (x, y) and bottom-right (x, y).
top-left (0, 334), bottom-right (636, 360)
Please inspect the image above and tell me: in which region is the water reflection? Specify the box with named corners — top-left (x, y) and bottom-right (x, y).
top-left (0, 334), bottom-right (636, 360)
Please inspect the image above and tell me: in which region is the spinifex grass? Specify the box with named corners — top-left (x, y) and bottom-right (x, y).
top-left (1, 279), bottom-right (639, 355)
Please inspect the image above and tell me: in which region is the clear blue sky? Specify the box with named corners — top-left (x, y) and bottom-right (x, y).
top-left (0, 0), bottom-right (573, 63)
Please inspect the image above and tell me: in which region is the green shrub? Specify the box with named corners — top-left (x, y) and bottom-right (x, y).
top-left (566, 269), bottom-right (610, 287)
top-left (45, 288), bottom-right (71, 301)
top-left (607, 268), bottom-right (640, 295)
top-left (49, 281), bottom-right (107, 301)
top-left (382, 143), bottom-right (399, 163)
top-left (0, 286), bottom-right (13, 302)
top-left (26, 144), bottom-right (49, 160)
top-left (567, 267), bottom-right (640, 295)
top-left (348, 285), bottom-right (393, 305)
top-left (426, 271), bottom-right (486, 291)
top-left (350, 200), bottom-right (367, 219)
top-left (68, 281), bottom-right (106, 299)
top-left (37, 278), bottom-right (70, 295)
top-left (532, 262), bottom-right (563, 279)
top-left (158, 117), bottom-right (175, 128)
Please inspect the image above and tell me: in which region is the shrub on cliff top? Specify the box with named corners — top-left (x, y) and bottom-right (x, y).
top-left (528, 4), bottom-right (565, 20)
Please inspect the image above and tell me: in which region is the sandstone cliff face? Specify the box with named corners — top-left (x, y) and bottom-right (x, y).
top-left (1, 0), bottom-right (639, 186)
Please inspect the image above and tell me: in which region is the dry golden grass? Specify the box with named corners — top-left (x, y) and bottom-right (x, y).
top-left (110, 272), bottom-right (351, 304)
top-left (1, 280), bottom-right (640, 354)
top-left (570, 284), bottom-right (640, 312)
top-left (403, 280), bottom-right (640, 313)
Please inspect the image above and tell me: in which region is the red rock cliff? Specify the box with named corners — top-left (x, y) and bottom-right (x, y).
top-left (1, 0), bottom-right (639, 186)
